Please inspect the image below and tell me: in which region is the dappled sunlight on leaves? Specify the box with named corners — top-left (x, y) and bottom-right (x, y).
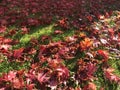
top-left (0, 0), bottom-right (120, 89)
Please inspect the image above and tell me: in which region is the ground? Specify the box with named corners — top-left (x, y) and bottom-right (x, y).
top-left (0, 0), bottom-right (120, 89)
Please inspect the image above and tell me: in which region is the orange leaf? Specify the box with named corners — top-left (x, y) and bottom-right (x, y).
top-left (83, 82), bottom-right (96, 90)
top-left (80, 38), bottom-right (93, 50)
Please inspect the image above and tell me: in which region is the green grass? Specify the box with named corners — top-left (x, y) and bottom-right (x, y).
top-left (108, 58), bottom-right (120, 76)
top-left (0, 23), bottom-right (75, 74)
top-left (12, 24), bottom-right (54, 49)
top-left (0, 55), bottom-right (30, 75)
top-left (0, 61), bottom-right (30, 75)
top-left (52, 29), bottom-right (75, 41)
top-left (12, 24), bottom-right (75, 49)
top-left (0, 11), bottom-right (120, 89)
top-left (20, 24), bottom-right (54, 44)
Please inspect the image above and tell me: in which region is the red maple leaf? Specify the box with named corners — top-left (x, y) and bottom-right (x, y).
top-left (97, 50), bottom-right (109, 60)
top-left (12, 78), bottom-right (24, 89)
top-left (0, 44), bottom-right (11, 51)
top-left (26, 84), bottom-right (35, 90)
top-left (0, 26), bottom-right (6, 33)
top-left (87, 63), bottom-right (97, 77)
top-left (21, 26), bottom-right (29, 34)
top-left (37, 72), bottom-right (50, 84)
top-left (2, 71), bottom-right (17, 81)
top-left (104, 68), bottom-right (120, 83)
top-left (13, 48), bottom-right (24, 58)
top-left (54, 30), bottom-right (63, 35)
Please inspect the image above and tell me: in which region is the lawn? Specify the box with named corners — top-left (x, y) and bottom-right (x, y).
top-left (0, 0), bottom-right (120, 90)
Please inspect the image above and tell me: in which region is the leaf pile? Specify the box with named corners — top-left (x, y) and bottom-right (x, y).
top-left (0, 0), bottom-right (120, 89)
